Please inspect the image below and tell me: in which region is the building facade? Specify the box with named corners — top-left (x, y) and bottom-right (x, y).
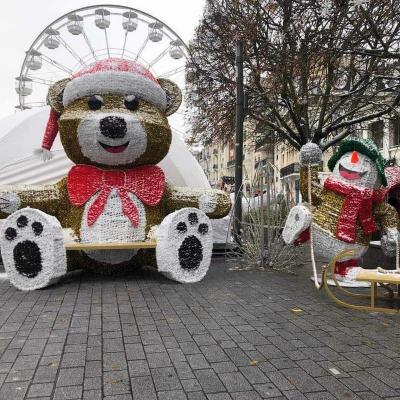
top-left (193, 116), bottom-right (400, 206)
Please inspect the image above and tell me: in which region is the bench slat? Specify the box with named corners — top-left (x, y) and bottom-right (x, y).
top-left (356, 269), bottom-right (400, 284)
top-left (65, 241), bottom-right (157, 250)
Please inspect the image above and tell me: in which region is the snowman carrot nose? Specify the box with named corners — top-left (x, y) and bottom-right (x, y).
top-left (350, 151), bottom-right (359, 164)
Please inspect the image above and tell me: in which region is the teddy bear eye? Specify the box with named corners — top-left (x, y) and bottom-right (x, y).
top-left (88, 95), bottom-right (103, 110)
top-left (124, 95), bottom-right (139, 111)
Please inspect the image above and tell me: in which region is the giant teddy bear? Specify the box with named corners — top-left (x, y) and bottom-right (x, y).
top-left (0, 58), bottom-right (231, 290)
top-left (283, 138), bottom-right (399, 286)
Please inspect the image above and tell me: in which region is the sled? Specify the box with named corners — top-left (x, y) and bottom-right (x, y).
top-left (321, 249), bottom-right (400, 314)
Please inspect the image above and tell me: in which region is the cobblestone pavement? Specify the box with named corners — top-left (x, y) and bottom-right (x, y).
top-left (0, 258), bottom-right (399, 400)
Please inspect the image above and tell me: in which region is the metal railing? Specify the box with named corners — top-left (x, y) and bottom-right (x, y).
top-left (280, 162), bottom-right (300, 178)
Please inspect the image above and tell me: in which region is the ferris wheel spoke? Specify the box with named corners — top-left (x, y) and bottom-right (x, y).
top-left (135, 37), bottom-right (149, 62)
top-left (41, 54), bottom-right (73, 75)
top-left (158, 66), bottom-right (186, 79)
top-left (147, 45), bottom-right (172, 68)
top-left (121, 31), bottom-right (128, 58)
top-left (25, 76), bottom-right (54, 86)
top-left (104, 30), bottom-right (110, 59)
top-left (58, 36), bottom-right (87, 68)
top-left (82, 30), bottom-right (98, 61)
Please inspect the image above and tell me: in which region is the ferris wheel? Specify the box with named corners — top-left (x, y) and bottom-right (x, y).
top-left (15, 4), bottom-right (189, 134)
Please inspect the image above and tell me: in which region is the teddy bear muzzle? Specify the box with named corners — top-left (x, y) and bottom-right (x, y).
top-left (77, 112), bottom-right (148, 165)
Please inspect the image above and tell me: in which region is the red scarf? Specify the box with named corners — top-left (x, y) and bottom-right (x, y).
top-left (323, 177), bottom-right (384, 243)
top-left (67, 165), bottom-right (165, 227)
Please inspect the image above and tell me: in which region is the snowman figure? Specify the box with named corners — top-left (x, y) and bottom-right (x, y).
top-left (283, 138), bottom-right (399, 286)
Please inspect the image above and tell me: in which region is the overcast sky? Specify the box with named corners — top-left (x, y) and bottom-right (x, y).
top-left (0, 0), bottom-right (206, 119)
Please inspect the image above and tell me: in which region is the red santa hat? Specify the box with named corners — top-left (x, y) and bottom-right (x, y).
top-left (36, 58), bottom-right (167, 161)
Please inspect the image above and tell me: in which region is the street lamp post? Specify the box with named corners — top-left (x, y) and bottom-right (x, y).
top-left (234, 40), bottom-right (245, 241)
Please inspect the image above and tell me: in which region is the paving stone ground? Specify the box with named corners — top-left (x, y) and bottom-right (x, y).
top-left (0, 257), bottom-right (399, 400)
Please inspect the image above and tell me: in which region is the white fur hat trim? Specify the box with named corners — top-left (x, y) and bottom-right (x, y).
top-left (63, 71), bottom-right (167, 111)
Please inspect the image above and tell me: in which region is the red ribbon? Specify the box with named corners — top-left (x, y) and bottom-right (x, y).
top-left (324, 177), bottom-right (384, 243)
top-left (67, 165), bottom-right (165, 227)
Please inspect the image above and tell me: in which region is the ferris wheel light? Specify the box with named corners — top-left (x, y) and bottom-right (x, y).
top-left (44, 28), bottom-right (60, 50)
top-left (95, 8), bottom-right (111, 29)
top-left (67, 14), bottom-right (83, 35)
top-left (26, 50), bottom-right (42, 71)
top-left (15, 77), bottom-right (33, 96)
top-left (169, 40), bottom-right (184, 59)
top-left (148, 22), bottom-right (163, 42)
top-left (122, 11), bottom-right (138, 32)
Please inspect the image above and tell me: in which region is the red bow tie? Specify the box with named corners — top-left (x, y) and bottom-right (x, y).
top-left (67, 165), bottom-right (165, 227)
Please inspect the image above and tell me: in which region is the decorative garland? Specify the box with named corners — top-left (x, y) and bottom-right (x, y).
top-left (283, 140), bottom-right (399, 284)
top-left (0, 57), bottom-right (232, 290)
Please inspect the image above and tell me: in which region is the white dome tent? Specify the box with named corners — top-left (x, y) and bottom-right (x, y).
top-left (0, 106), bottom-right (209, 188)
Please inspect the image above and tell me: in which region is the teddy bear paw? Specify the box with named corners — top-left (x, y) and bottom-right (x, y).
top-left (0, 208), bottom-right (66, 291)
top-left (156, 208), bottom-right (213, 283)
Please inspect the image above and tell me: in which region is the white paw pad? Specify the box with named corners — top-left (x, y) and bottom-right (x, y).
top-left (156, 208), bottom-right (213, 283)
top-left (282, 205), bottom-right (311, 244)
top-left (0, 208), bottom-right (66, 291)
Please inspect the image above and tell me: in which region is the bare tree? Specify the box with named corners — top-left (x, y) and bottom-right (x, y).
top-left (186, 0), bottom-right (400, 151)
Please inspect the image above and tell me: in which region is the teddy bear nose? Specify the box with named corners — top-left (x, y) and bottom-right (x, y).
top-left (100, 116), bottom-right (127, 139)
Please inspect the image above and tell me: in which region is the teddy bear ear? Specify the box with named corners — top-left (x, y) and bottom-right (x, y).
top-left (158, 78), bottom-right (182, 116)
top-left (47, 78), bottom-right (71, 114)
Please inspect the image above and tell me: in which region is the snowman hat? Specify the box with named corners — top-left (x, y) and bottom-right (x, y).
top-left (36, 58), bottom-right (180, 161)
top-left (327, 137), bottom-right (388, 186)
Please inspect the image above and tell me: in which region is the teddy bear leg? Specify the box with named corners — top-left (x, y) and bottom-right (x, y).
top-left (156, 208), bottom-right (213, 283)
top-left (0, 208), bottom-right (67, 291)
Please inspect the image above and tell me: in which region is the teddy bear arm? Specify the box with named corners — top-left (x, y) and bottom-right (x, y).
top-left (373, 202), bottom-right (399, 231)
top-left (165, 185), bottom-right (231, 219)
top-left (54, 178), bottom-right (74, 226)
top-left (0, 183), bottom-right (62, 219)
top-left (299, 165), bottom-right (322, 205)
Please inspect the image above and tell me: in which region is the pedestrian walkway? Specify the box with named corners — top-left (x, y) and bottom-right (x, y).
top-left (0, 258), bottom-right (399, 399)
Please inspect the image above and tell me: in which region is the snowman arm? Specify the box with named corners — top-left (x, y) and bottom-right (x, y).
top-left (299, 165), bottom-right (322, 205)
top-left (164, 184), bottom-right (231, 219)
top-left (373, 202), bottom-right (399, 231)
top-left (0, 182), bottom-right (62, 219)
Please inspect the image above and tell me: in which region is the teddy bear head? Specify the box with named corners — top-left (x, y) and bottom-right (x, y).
top-left (44, 58), bottom-right (182, 169)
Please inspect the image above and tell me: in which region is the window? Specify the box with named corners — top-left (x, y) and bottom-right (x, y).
top-left (369, 120), bottom-right (384, 149)
top-left (390, 118), bottom-right (400, 147)
top-left (228, 139), bottom-right (235, 161)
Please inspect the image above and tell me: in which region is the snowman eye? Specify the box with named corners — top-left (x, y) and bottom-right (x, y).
top-left (124, 95), bottom-right (139, 111)
top-left (88, 95), bottom-right (103, 110)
